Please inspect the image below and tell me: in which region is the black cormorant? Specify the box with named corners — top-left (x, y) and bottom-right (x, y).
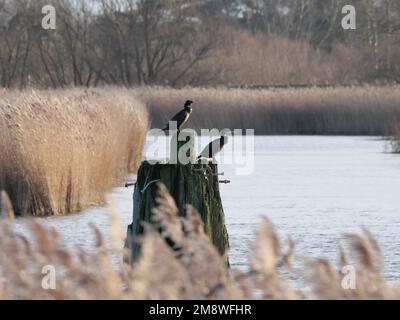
top-left (197, 135), bottom-right (229, 160)
top-left (163, 100), bottom-right (194, 132)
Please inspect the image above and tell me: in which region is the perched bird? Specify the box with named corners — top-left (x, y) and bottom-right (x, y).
top-left (197, 135), bottom-right (229, 160)
top-left (163, 100), bottom-right (194, 132)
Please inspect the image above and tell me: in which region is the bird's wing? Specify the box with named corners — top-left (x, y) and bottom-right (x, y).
top-left (170, 110), bottom-right (186, 123)
top-left (200, 138), bottom-right (220, 158)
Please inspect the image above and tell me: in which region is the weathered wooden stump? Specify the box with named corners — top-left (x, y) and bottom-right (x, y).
top-left (126, 133), bottom-right (230, 264)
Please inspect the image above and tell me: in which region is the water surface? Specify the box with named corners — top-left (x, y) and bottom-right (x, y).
top-left (14, 136), bottom-right (400, 281)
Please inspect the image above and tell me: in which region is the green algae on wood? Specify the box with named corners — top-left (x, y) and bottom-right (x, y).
top-left (126, 161), bottom-right (230, 264)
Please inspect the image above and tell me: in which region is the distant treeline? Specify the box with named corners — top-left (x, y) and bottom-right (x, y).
top-left (1, 0), bottom-right (400, 88)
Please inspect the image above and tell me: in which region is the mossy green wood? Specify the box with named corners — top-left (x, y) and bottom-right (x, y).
top-left (126, 161), bottom-right (230, 264)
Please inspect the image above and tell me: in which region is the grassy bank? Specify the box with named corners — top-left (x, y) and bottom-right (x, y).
top-left (137, 86), bottom-right (400, 135)
top-left (0, 89), bottom-right (148, 216)
top-left (0, 185), bottom-right (398, 300)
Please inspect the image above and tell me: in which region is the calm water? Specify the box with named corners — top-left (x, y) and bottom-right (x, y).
top-left (14, 136), bottom-right (400, 281)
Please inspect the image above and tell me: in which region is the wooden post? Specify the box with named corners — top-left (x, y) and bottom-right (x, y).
top-left (126, 134), bottom-right (230, 264)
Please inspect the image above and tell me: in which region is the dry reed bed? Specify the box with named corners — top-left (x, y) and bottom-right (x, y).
top-left (0, 185), bottom-right (399, 300)
top-left (0, 89), bottom-right (149, 216)
top-left (136, 86), bottom-right (400, 135)
top-left (392, 123), bottom-right (400, 153)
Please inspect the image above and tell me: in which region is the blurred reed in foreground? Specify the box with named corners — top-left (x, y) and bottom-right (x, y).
top-left (0, 89), bottom-right (148, 216)
top-left (0, 185), bottom-right (399, 300)
top-left (136, 86), bottom-right (400, 135)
